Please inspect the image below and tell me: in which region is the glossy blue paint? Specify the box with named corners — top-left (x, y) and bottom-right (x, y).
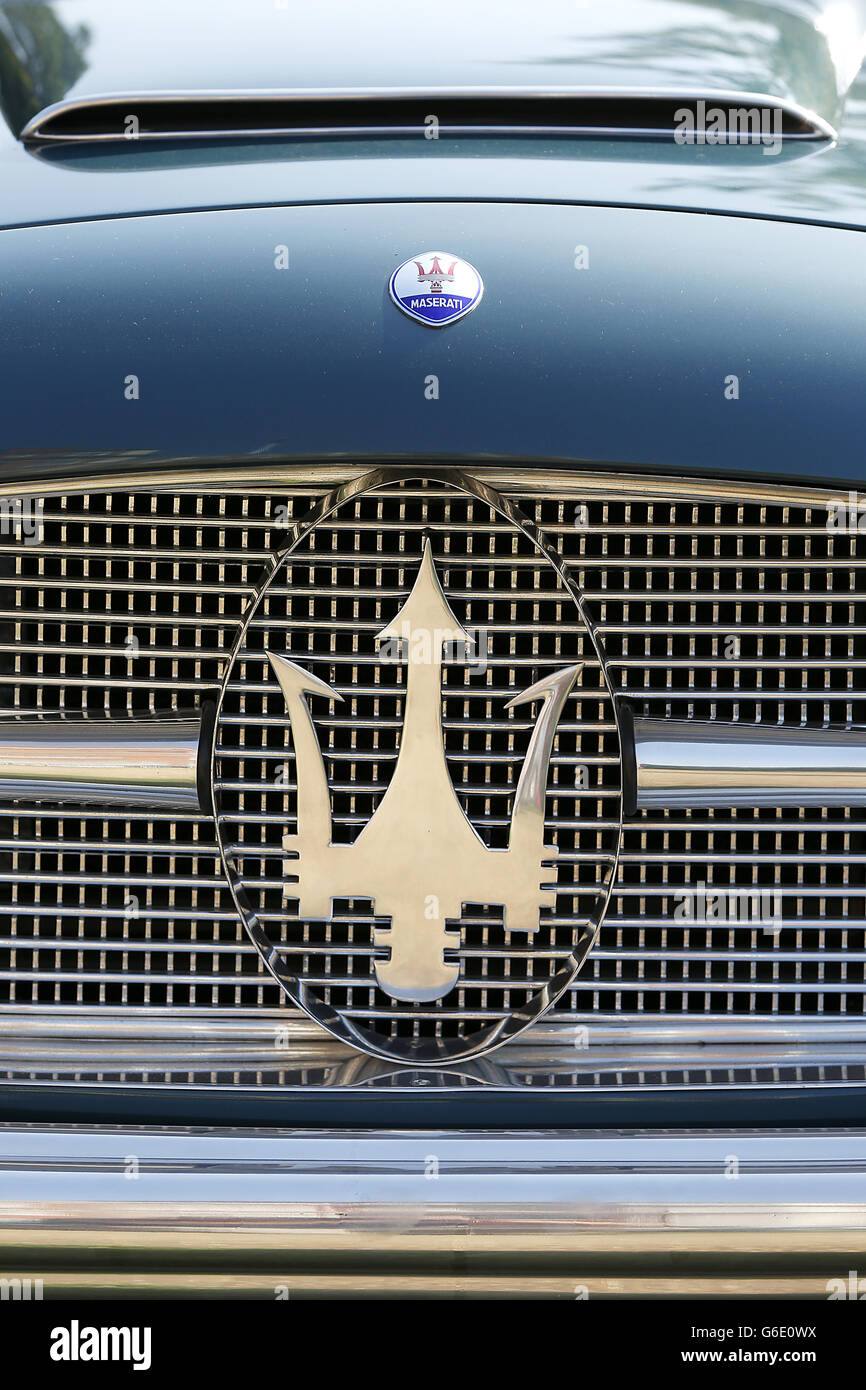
top-left (0, 199), bottom-right (862, 486)
top-left (4, 133), bottom-right (866, 236)
top-left (0, 0), bottom-right (861, 494)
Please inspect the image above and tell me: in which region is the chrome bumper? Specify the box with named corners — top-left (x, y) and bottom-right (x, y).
top-left (1, 1126), bottom-right (865, 1296)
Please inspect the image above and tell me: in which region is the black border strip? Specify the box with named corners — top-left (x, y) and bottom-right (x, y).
top-left (1, 1082), bottom-right (865, 1128)
top-left (196, 698), bottom-right (217, 815)
top-left (617, 699), bottom-right (637, 816)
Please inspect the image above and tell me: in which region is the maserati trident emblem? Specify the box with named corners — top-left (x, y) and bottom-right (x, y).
top-left (267, 541), bottom-right (580, 1003)
top-left (389, 251), bottom-right (484, 327)
top-left (213, 472), bottom-right (624, 1064)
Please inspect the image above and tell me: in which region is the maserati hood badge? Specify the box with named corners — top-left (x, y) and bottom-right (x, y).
top-left (389, 251), bottom-right (483, 327)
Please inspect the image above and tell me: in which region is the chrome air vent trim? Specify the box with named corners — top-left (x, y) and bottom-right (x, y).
top-left (19, 87), bottom-right (837, 144)
top-left (0, 715), bottom-right (203, 809)
top-left (629, 716), bottom-right (866, 811)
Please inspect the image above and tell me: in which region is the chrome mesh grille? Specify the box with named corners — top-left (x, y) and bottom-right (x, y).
top-left (0, 486), bottom-right (323, 1010)
top-left (558, 492), bottom-right (866, 1019)
top-left (0, 471), bottom-right (864, 1027)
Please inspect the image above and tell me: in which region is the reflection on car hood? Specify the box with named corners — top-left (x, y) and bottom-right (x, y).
top-left (0, 0), bottom-right (864, 136)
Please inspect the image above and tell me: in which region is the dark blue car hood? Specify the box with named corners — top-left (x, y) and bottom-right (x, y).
top-left (0, 198), bottom-right (862, 489)
top-left (0, 1), bottom-right (863, 491)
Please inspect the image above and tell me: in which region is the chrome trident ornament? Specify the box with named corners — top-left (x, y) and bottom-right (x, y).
top-left (268, 541), bottom-right (581, 1003)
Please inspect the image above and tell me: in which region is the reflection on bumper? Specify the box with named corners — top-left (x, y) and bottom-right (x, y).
top-left (1, 1126), bottom-right (865, 1296)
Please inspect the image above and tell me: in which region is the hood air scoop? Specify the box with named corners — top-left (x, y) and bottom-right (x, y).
top-left (20, 88), bottom-right (836, 145)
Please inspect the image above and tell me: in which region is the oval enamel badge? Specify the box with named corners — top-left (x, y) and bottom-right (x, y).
top-left (389, 251), bottom-right (484, 328)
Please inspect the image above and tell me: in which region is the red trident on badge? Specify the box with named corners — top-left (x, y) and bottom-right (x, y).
top-left (414, 255), bottom-right (457, 291)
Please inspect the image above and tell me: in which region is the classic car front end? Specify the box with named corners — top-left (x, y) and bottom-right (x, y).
top-left (1, 0), bottom-right (866, 1302)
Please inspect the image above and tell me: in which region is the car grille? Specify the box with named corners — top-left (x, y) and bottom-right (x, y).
top-left (0, 467), bottom-right (864, 1041)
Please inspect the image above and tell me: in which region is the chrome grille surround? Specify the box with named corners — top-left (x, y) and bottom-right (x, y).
top-left (0, 463), bottom-right (863, 1082)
